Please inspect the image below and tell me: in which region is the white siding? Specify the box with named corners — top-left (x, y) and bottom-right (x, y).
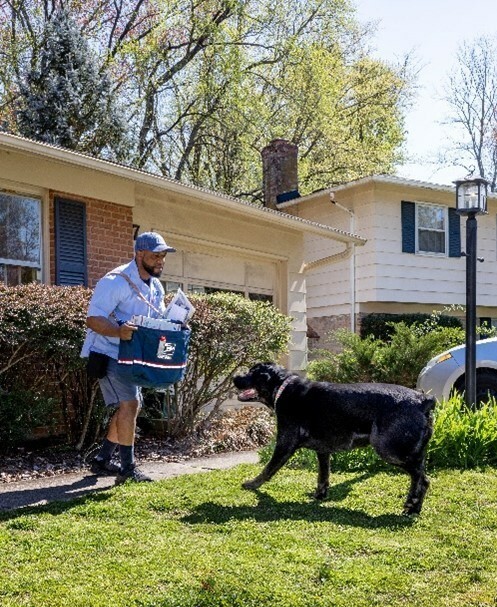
top-left (292, 179), bottom-right (497, 323)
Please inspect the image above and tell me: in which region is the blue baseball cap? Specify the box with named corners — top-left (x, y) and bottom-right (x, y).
top-left (135, 232), bottom-right (176, 253)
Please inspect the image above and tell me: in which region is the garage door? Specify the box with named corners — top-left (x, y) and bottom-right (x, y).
top-left (161, 249), bottom-right (276, 302)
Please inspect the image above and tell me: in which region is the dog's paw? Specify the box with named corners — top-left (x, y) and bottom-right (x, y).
top-left (313, 487), bottom-right (328, 500)
top-left (402, 499), bottom-right (422, 516)
top-left (242, 479), bottom-right (262, 490)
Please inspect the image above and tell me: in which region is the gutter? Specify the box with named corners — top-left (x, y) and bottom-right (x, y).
top-left (301, 244), bottom-right (353, 272)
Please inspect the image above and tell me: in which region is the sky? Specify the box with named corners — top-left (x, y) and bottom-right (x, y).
top-left (354, 0), bottom-right (497, 186)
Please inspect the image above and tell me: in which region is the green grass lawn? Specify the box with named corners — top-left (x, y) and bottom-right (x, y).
top-left (1, 464), bottom-right (497, 607)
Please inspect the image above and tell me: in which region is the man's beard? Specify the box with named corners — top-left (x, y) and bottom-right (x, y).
top-left (141, 259), bottom-right (163, 277)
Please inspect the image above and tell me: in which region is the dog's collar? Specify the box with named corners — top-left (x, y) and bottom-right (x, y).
top-left (273, 375), bottom-right (297, 406)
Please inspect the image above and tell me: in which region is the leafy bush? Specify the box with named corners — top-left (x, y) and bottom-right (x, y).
top-left (0, 284), bottom-right (88, 365)
top-left (0, 389), bottom-right (56, 452)
top-left (307, 311), bottom-right (465, 388)
top-left (0, 286), bottom-right (291, 449)
top-left (156, 292), bottom-right (291, 436)
top-left (0, 284), bottom-right (105, 449)
top-left (307, 331), bottom-right (382, 384)
top-left (373, 322), bottom-right (465, 387)
top-left (260, 393), bottom-right (497, 472)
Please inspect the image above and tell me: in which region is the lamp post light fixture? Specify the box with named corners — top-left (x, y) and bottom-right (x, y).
top-left (453, 176), bottom-right (489, 408)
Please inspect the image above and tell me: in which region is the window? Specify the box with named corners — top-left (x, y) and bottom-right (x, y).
top-left (416, 203), bottom-right (447, 254)
top-left (162, 280), bottom-right (183, 293)
top-left (0, 192), bottom-right (42, 285)
top-left (188, 284), bottom-right (206, 294)
top-left (248, 292), bottom-right (273, 303)
top-left (189, 284), bottom-right (244, 296)
top-left (401, 200), bottom-right (460, 258)
top-left (187, 283), bottom-right (272, 301)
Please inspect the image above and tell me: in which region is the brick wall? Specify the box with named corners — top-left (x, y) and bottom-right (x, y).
top-left (49, 192), bottom-right (134, 287)
top-left (307, 314), bottom-right (356, 355)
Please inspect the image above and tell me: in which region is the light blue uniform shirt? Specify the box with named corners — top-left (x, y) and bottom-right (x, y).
top-left (81, 259), bottom-right (166, 360)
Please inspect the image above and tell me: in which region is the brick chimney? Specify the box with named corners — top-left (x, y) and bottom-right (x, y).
top-left (261, 139), bottom-right (300, 209)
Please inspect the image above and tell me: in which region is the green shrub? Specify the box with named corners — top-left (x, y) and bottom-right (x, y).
top-left (0, 286), bottom-right (291, 449)
top-left (0, 389), bottom-right (56, 452)
top-left (307, 311), bottom-right (465, 388)
top-left (0, 283), bottom-right (89, 366)
top-left (306, 330), bottom-right (383, 383)
top-left (0, 284), bottom-right (103, 449)
top-left (373, 322), bottom-right (465, 387)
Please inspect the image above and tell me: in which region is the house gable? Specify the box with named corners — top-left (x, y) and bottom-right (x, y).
top-left (280, 176), bottom-right (497, 347)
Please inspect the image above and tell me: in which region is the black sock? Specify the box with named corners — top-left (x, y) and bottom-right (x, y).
top-left (119, 445), bottom-right (134, 472)
top-left (96, 439), bottom-right (118, 462)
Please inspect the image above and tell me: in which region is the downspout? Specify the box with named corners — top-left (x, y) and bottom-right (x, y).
top-left (300, 239), bottom-right (356, 331)
top-left (297, 192), bottom-right (362, 335)
top-left (330, 195), bottom-right (356, 333)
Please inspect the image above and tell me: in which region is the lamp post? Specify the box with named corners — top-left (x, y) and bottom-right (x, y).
top-left (453, 176), bottom-right (489, 407)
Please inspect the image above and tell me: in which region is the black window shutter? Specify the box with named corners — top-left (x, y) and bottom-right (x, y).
top-left (55, 197), bottom-right (88, 286)
top-left (448, 207), bottom-right (461, 258)
top-left (401, 200), bottom-right (415, 253)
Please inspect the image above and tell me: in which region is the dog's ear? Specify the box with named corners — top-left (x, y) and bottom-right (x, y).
top-left (258, 371), bottom-right (272, 384)
top-left (266, 363), bottom-right (288, 381)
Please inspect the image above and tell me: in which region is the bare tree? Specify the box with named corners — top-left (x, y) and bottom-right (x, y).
top-left (444, 37), bottom-right (497, 191)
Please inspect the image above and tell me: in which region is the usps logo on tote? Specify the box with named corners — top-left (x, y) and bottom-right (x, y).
top-left (157, 335), bottom-right (176, 360)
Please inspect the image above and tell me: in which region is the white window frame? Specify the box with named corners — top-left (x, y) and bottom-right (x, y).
top-left (415, 202), bottom-right (448, 257)
top-left (0, 190), bottom-right (43, 285)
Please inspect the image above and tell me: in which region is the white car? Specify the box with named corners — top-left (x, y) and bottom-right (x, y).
top-left (417, 337), bottom-right (497, 403)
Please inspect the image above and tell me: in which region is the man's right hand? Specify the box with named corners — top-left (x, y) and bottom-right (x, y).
top-left (119, 323), bottom-right (138, 341)
top-left (87, 316), bottom-right (138, 340)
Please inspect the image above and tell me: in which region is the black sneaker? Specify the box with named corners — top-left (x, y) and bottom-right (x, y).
top-left (90, 457), bottom-right (120, 475)
top-left (115, 466), bottom-right (152, 485)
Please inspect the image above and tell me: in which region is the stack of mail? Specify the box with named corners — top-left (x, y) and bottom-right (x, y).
top-left (164, 288), bottom-right (195, 323)
top-left (130, 315), bottom-right (181, 331)
top-left (130, 288), bottom-right (195, 331)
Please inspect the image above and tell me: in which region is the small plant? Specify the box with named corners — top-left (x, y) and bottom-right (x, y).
top-left (429, 393), bottom-right (497, 469)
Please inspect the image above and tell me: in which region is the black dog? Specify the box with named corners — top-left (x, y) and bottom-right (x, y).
top-left (233, 362), bottom-right (435, 515)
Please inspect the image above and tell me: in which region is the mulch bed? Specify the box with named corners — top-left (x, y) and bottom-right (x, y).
top-left (0, 407), bottom-right (275, 484)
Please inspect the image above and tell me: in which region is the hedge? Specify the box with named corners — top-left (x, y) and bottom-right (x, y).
top-left (0, 285), bottom-right (291, 452)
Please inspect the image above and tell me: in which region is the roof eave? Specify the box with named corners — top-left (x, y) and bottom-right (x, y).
top-left (277, 174), bottom-right (496, 211)
top-left (0, 132), bottom-right (365, 245)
